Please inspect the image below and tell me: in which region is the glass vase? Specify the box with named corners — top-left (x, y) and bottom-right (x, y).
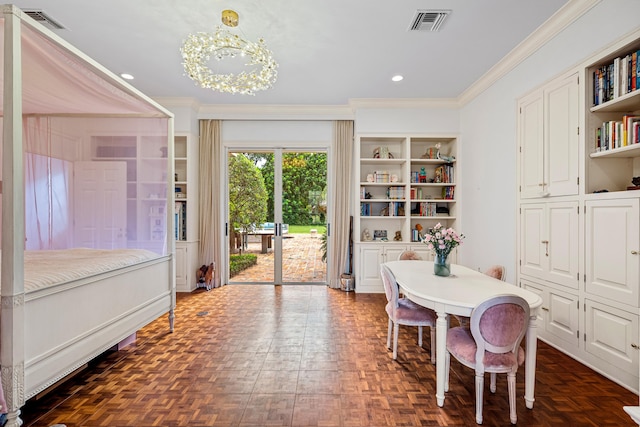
top-left (434, 253), bottom-right (451, 277)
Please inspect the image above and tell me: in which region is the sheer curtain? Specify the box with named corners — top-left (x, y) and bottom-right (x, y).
top-left (198, 119), bottom-right (222, 288)
top-left (329, 120), bottom-right (354, 288)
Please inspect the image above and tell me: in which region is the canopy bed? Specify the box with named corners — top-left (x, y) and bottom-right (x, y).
top-left (0, 6), bottom-right (176, 425)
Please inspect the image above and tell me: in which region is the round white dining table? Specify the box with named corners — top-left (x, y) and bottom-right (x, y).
top-left (384, 260), bottom-right (543, 408)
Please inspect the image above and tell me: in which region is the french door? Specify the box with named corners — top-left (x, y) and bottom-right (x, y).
top-left (227, 148), bottom-right (328, 285)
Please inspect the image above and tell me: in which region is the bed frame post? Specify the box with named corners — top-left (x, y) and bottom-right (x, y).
top-left (1, 6), bottom-right (26, 427)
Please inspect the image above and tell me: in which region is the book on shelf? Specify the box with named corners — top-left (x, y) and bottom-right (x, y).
top-left (442, 186), bottom-right (455, 200)
top-left (388, 186), bottom-right (405, 199)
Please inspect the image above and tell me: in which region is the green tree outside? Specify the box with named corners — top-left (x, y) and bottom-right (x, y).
top-left (256, 152), bottom-right (327, 225)
top-left (228, 153), bottom-right (268, 236)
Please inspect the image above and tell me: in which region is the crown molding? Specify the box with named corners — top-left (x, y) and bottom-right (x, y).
top-left (458, 0), bottom-right (600, 106)
top-left (197, 104), bottom-right (355, 120)
top-left (349, 98), bottom-right (460, 109)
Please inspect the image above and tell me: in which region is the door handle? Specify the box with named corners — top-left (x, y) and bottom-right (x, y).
top-left (541, 240), bottom-right (549, 257)
top-left (631, 251), bottom-right (639, 255)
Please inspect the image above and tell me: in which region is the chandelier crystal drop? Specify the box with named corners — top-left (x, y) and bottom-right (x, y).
top-left (180, 11), bottom-right (278, 96)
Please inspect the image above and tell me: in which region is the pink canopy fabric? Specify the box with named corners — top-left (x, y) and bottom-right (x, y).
top-left (1, 10), bottom-right (173, 254)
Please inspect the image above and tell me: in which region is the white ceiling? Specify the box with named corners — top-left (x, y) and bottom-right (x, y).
top-left (8, 0), bottom-right (571, 106)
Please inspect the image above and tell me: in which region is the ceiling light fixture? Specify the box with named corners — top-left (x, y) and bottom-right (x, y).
top-left (180, 9), bottom-right (278, 95)
top-left (392, 75), bottom-right (404, 82)
top-left (120, 73), bottom-right (134, 80)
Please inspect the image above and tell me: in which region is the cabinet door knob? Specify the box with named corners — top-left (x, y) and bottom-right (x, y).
top-left (631, 251), bottom-right (639, 255)
top-left (541, 307), bottom-right (549, 311)
top-left (632, 343), bottom-right (639, 349)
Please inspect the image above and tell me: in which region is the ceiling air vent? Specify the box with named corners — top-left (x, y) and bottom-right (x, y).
top-left (409, 10), bottom-right (451, 32)
top-left (23, 9), bottom-right (66, 30)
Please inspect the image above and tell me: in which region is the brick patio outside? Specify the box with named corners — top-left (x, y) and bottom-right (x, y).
top-left (230, 232), bottom-right (327, 283)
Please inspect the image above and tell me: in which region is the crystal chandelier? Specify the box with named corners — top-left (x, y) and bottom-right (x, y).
top-left (181, 10), bottom-right (278, 95)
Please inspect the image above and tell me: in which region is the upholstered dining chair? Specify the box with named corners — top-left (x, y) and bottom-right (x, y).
top-left (445, 294), bottom-right (530, 425)
top-left (380, 264), bottom-right (436, 363)
top-left (455, 265), bottom-right (506, 328)
top-left (398, 250), bottom-right (422, 260)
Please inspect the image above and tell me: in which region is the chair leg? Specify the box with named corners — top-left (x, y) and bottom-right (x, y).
top-left (490, 372), bottom-right (497, 393)
top-left (475, 372), bottom-right (484, 424)
top-left (507, 372), bottom-right (517, 424)
top-left (418, 326), bottom-right (423, 347)
top-left (444, 350), bottom-right (450, 392)
top-left (387, 318), bottom-right (392, 350)
top-left (430, 326), bottom-right (436, 364)
top-left (393, 321), bottom-right (399, 360)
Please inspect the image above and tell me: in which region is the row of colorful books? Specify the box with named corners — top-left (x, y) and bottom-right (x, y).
top-left (595, 115), bottom-right (640, 151)
top-left (360, 201), bottom-right (405, 216)
top-left (593, 49), bottom-right (640, 106)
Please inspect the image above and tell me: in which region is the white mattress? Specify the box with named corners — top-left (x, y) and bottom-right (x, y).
top-left (20, 248), bottom-right (161, 293)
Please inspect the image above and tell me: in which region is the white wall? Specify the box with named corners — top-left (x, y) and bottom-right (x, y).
top-left (459, 0), bottom-right (640, 282)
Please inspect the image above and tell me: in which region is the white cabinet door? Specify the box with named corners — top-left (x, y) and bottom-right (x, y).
top-left (586, 198), bottom-right (640, 306)
top-left (547, 201), bottom-right (579, 289)
top-left (585, 298), bottom-right (639, 376)
top-left (520, 203), bottom-right (546, 279)
top-left (518, 73), bottom-right (579, 199)
top-left (520, 201), bottom-right (578, 289)
top-left (519, 91), bottom-right (545, 199)
top-left (546, 286), bottom-right (580, 349)
top-left (175, 243), bottom-right (188, 289)
top-left (359, 246), bottom-right (384, 290)
top-left (545, 73), bottom-right (579, 197)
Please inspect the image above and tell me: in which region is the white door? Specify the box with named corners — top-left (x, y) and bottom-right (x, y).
top-left (74, 161), bottom-right (127, 248)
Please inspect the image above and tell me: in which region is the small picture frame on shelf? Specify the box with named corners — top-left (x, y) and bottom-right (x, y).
top-left (373, 230), bottom-right (388, 241)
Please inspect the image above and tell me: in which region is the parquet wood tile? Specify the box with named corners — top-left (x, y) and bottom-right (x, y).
top-left (19, 285), bottom-right (639, 427)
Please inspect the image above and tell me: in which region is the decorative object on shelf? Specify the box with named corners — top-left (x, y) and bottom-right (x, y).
top-left (421, 142), bottom-right (441, 159)
top-left (434, 167), bottom-right (443, 183)
top-left (373, 146), bottom-right (394, 159)
top-left (366, 173), bottom-right (374, 182)
top-left (362, 228), bottom-right (372, 241)
top-left (364, 191), bottom-right (372, 199)
top-left (419, 167), bottom-right (428, 183)
top-left (438, 153), bottom-right (455, 163)
top-left (390, 174), bottom-right (398, 182)
top-left (393, 230), bottom-right (402, 241)
top-left (421, 222), bottom-right (464, 277)
top-left (374, 230), bottom-right (388, 241)
top-left (180, 9), bottom-right (278, 95)
top-left (628, 176), bottom-right (640, 190)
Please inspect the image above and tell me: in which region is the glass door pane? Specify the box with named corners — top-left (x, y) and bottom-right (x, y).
top-left (228, 151), bottom-right (274, 283)
top-left (281, 151), bottom-right (327, 284)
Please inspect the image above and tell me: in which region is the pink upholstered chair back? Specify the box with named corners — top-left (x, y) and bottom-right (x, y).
top-left (398, 250), bottom-right (422, 260)
top-left (470, 295), bottom-right (529, 371)
top-left (484, 265), bottom-right (506, 281)
top-left (380, 264), bottom-right (399, 308)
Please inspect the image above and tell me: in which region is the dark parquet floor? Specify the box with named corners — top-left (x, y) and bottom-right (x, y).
top-left (21, 285), bottom-right (638, 426)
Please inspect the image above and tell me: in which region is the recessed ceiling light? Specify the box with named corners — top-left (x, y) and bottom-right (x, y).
top-left (120, 73), bottom-right (134, 80)
top-left (392, 75), bottom-right (403, 82)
